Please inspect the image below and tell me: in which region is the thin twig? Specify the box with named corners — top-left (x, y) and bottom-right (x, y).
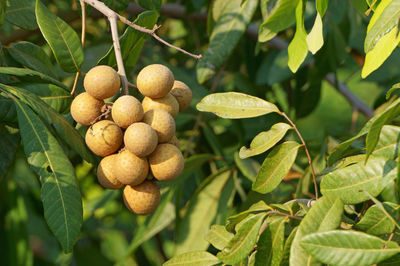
top-left (269, 211), bottom-right (303, 220)
top-left (70, 72), bottom-right (80, 96)
top-left (281, 112), bottom-right (319, 200)
top-left (90, 105), bottom-right (112, 126)
top-left (82, 0), bottom-right (201, 60)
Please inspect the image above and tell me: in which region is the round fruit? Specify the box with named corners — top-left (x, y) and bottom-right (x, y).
top-left (170, 80), bottom-right (192, 112)
top-left (149, 144), bottom-right (184, 181)
top-left (143, 109), bottom-right (175, 143)
top-left (123, 180), bottom-right (161, 215)
top-left (136, 64), bottom-right (174, 98)
top-left (97, 154), bottom-right (123, 189)
top-left (85, 120), bottom-right (123, 157)
top-left (111, 95), bottom-right (143, 128)
top-left (70, 92), bottom-right (104, 126)
top-left (142, 94), bottom-right (179, 118)
top-left (168, 135), bottom-right (180, 149)
top-left (114, 150), bottom-right (149, 185)
top-left (84, 65), bottom-right (120, 99)
top-left (124, 122), bottom-right (158, 157)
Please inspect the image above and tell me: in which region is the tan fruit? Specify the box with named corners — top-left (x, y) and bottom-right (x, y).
top-left (143, 109), bottom-right (175, 143)
top-left (70, 92), bottom-right (104, 126)
top-left (136, 64), bottom-right (174, 98)
top-left (112, 95), bottom-right (143, 128)
top-left (123, 180), bottom-right (161, 215)
top-left (149, 144), bottom-right (184, 181)
top-left (97, 154), bottom-right (123, 189)
top-left (142, 94), bottom-right (179, 118)
top-left (85, 120), bottom-right (123, 157)
top-left (170, 81), bottom-right (192, 112)
top-left (124, 122), bottom-right (158, 157)
top-left (84, 65), bottom-right (120, 99)
top-left (168, 135), bottom-right (180, 149)
top-left (114, 150), bottom-right (149, 185)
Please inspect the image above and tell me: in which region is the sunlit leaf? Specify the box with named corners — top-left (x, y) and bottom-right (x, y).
top-left (288, 0), bottom-right (308, 73)
top-left (355, 202), bottom-right (398, 235)
top-left (206, 225), bottom-right (234, 250)
top-left (163, 251), bottom-right (220, 266)
top-left (226, 201), bottom-right (271, 231)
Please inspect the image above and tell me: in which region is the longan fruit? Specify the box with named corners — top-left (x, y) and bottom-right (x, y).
top-left (168, 135), bottom-right (180, 149)
top-left (124, 122), bottom-right (158, 157)
top-left (143, 109), bottom-right (175, 143)
top-left (123, 180), bottom-right (161, 215)
top-left (142, 94), bottom-right (179, 118)
top-left (112, 95), bottom-right (143, 128)
top-left (149, 144), bottom-right (184, 181)
top-left (136, 64), bottom-right (174, 98)
top-left (97, 154), bottom-right (123, 189)
top-left (85, 120), bottom-right (123, 157)
top-left (114, 150), bottom-right (149, 186)
top-left (84, 65), bottom-right (120, 99)
top-left (70, 92), bottom-right (104, 126)
top-left (170, 81), bottom-right (192, 112)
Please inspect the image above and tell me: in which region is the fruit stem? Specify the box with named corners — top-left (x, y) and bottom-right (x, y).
top-left (281, 112), bottom-right (319, 200)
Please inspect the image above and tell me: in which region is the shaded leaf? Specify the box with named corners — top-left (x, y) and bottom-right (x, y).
top-left (5, 0), bottom-right (37, 30)
top-left (163, 251), bottom-right (220, 266)
top-left (36, 0), bottom-right (83, 73)
top-left (137, 0), bottom-right (161, 11)
top-left (217, 213), bottom-right (266, 265)
top-left (206, 225), bottom-right (234, 250)
top-left (15, 100), bottom-right (82, 253)
top-left (320, 158), bottom-right (397, 204)
top-left (239, 123), bottom-right (292, 159)
top-left (355, 202), bottom-right (398, 235)
top-left (234, 152), bottom-right (260, 182)
top-left (197, 92), bottom-right (279, 119)
top-left (386, 82), bottom-right (400, 100)
top-left (226, 201), bottom-right (271, 231)
top-left (301, 231), bottom-right (400, 266)
top-left (0, 124), bottom-right (19, 178)
top-left (289, 195), bottom-right (343, 266)
top-left (280, 226), bottom-right (297, 266)
top-left (196, 0), bottom-right (258, 83)
top-left (252, 141), bottom-right (301, 194)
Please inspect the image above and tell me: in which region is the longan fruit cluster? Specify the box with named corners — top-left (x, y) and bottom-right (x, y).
top-left (70, 64), bottom-right (192, 215)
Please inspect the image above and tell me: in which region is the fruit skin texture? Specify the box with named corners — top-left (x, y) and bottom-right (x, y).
top-left (136, 64), bottom-right (174, 98)
top-left (85, 120), bottom-right (123, 157)
top-left (124, 122), bottom-right (158, 157)
top-left (114, 150), bottom-right (149, 185)
top-left (84, 65), bottom-right (120, 99)
top-left (70, 92), bottom-right (104, 126)
top-left (170, 80), bottom-right (192, 112)
top-left (143, 109), bottom-right (175, 143)
top-left (112, 95), bottom-right (144, 128)
top-left (142, 94), bottom-right (179, 118)
top-left (123, 180), bottom-right (161, 215)
top-left (149, 144), bottom-right (184, 181)
top-left (97, 154), bottom-right (123, 189)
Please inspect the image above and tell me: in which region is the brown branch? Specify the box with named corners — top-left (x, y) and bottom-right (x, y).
top-left (281, 112), bottom-right (319, 200)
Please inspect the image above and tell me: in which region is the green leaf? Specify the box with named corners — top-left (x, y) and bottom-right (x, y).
top-left (98, 11), bottom-right (158, 68)
top-left (196, 0), bottom-right (258, 83)
top-left (206, 225), bottom-right (234, 250)
top-left (386, 82), bottom-right (400, 100)
top-left (163, 251), bottom-right (220, 266)
top-left (175, 169), bottom-right (233, 254)
top-left (15, 100), bottom-right (82, 253)
top-left (197, 92), bottom-right (280, 119)
top-left (226, 201), bottom-right (271, 231)
top-left (365, 0), bottom-right (400, 53)
top-left (137, 0), bottom-right (161, 11)
top-left (0, 84), bottom-right (95, 164)
top-left (252, 141), bottom-right (301, 194)
top-left (0, 95), bottom-right (17, 123)
top-left (321, 158), bottom-right (397, 204)
top-left (355, 202), bottom-right (398, 235)
top-left (234, 152), bottom-right (260, 182)
top-left (0, 124), bottom-right (19, 178)
top-left (5, 0), bottom-right (37, 30)
top-left (101, 0), bottom-right (130, 12)
top-left (373, 125), bottom-right (400, 160)
top-left (290, 195), bottom-right (344, 266)
top-left (8, 42), bottom-right (57, 79)
top-left (288, 0), bottom-right (308, 73)
top-left (239, 123), bottom-right (292, 159)
top-left (280, 226), bottom-right (297, 266)
top-left (217, 212), bottom-right (267, 265)
top-left (0, 0), bottom-right (5, 25)
top-left (366, 98), bottom-right (400, 160)
top-left (258, 0), bottom-right (299, 42)
top-left (255, 217), bottom-right (287, 266)
top-left (306, 0), bottom-right (328, 54)
top-left (0, 67), bottom-right (68, 91)
top-left (36, 0), bottom-right (83, 73)
top-left (301, 231), bottom-right (400, 266)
